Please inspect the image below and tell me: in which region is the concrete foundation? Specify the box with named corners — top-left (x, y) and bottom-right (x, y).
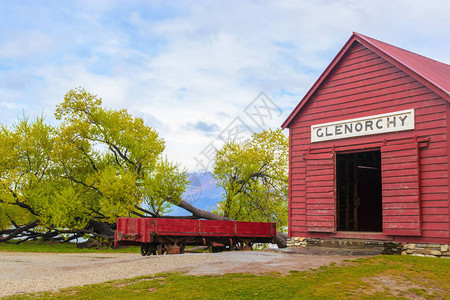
top-left (287, 237), bottom-right (450, 258)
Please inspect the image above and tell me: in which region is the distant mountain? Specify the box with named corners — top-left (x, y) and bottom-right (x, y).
top-left (168, 172), bottom-right (224, 216)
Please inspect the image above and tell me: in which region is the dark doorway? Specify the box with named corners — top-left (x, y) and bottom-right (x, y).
top-left (336, 150), bottom-right (382, 232)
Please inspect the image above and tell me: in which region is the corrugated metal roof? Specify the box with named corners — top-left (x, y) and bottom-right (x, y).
top-left (282, 33), bottom-right (450, 129)
top-left (354, 32), bottom-right (450, 97)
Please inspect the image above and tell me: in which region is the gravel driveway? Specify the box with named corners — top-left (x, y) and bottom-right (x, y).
top-left (0, 250), bottom-right (370, 297)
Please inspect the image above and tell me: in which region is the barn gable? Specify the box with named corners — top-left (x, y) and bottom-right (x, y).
top-left (284, 33), bottom-right (450, 244)
top-left (282, 32), bottom-right (450, 130)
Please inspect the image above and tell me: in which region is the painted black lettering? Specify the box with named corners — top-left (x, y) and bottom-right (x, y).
top-left (344, 124), bottom-right (352, 134)
top-left (355, 122), bottom-right (363, 132)
top-left (376, 119), bottom-right (383, 129)
top-left (386, 117), bottom-right (396, 128)
top-left (335, 124), bottom-right (342, 135)
top-left (365, 120), bottom-right (373, 131)
top-left (316, 128), bottom-right (323, 138)
top-left (399, 115), bottom-right (408, 126)
top-left (325, 126), bottom-right (333, 136)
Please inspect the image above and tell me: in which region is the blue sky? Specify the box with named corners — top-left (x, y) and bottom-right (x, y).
top-left (1, 0), bottom-right (449, 170)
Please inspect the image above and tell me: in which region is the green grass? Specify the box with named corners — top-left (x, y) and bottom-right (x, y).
top-left (0, 240), bottom-right (139, 253)
top-left (5, 255), bottom-right (450, 299)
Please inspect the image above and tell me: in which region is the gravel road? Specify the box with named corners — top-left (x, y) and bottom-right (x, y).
top-left (0, 250), bottom-right (369, 297)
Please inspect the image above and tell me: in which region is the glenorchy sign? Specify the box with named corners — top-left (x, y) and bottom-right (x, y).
top-left (311, 109), bottom-right (415, 143)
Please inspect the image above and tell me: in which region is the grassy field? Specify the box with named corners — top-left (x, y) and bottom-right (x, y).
top-left (0, 240), bottom-right (140, 253)
top-left (4, 255), bottom-right (450, 299)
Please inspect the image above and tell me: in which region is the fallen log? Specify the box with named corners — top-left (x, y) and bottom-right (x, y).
top-left (176, 199), bottom-right (232, 221)
top-left (176, 199), bottom-right (287, 248)
top-left (0, 219), bottom-right (40, 242)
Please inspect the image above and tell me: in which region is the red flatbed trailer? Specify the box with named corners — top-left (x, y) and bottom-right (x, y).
top-left (114, 217), bottom-right (276, 255)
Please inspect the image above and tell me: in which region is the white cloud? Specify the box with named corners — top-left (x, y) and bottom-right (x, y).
top-left (0, 0), bottom-right (449, 170)
top-left (0, 30), bottom-right (52, 60)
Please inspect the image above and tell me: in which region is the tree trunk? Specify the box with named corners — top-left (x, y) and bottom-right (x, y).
top-left (75, 220), bottom-right (116, 248)
top-left (87, 219), bottom-right (115, 238)
top-left (274, 231), bottom-right (287, 248)
top-left (176, 200), bottom-right (232, 221)
top-left (176, 199), bottom-right (287, 248)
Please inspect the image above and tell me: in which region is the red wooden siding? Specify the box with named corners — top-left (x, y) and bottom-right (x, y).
top-left (290, 151), bottom-right (306, 234)
top-left (288, 40), bottom-right (449, 243)
top-left (381, 140), bottom-right (421, 236)
top-left (305, 151), bottom-right (335, 232)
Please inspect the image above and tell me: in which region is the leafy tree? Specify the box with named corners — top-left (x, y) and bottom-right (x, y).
top-left (0, 117), bottom-right (59, 241)
top-left (53, 88), bottom-right (188, 223)
top-left (0, 88), bottom-right (188, 243)
top-left (213, 129), bottom-right (289, 231)
top-left (0, 88), bottom-right (289, 248)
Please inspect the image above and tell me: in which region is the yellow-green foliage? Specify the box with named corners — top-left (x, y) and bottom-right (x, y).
top-left (0, 117), bottom-right (56, 224)
top-left (213, 129), bottom-right (288, 230)
top-left (0, 88), bottom-right (187, 232)
top-left (0, 204), bottom-right (33, 230)
top-left (140, 159), bottom-right (188, 216)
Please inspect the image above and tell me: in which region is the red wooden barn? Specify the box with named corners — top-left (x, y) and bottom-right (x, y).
top-left (282, 32), bottom-right (450, 245)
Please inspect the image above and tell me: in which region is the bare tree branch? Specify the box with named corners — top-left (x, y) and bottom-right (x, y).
top-left (130, 210), bottom-right (146, 218)
top-left (134, 205), bottom-right (157, 218)
top-left (0, 219), bottom-right (40, 242)
top-left (60, 174), bottom-right (102, 195)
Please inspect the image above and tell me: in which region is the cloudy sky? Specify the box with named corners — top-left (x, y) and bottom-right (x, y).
top-left (1, 0), bottom-right (449, 171)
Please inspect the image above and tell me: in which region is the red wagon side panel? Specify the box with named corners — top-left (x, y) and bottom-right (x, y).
top-left (199, 220), bottom-right (236, 236)
top-left (153, 219), bottom-right (199, 236)
top-left (235, 221), bottom-right (276, 237)
top-left (115, 218), bottom-right (277, 246)
top-left (115, 218), bottom-right (156, 243)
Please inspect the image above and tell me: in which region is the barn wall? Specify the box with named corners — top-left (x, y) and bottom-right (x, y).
top-left (289, 41), bottom-right (450, 243)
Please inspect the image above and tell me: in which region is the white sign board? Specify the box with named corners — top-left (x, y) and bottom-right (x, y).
top-left (311, 109), bottom-right (415, 143)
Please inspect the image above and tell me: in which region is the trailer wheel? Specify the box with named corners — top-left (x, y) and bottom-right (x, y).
top-left (163, 242), bottom-right (186, 254)
top-left (157, 243), bottom-right (167, 255)
top-left (141, 243), bottom-right (157, 256)
top-left (180, 243), bottom-right (186, 254)
top-left (149, 244), bottom-right (157, 255)
top-left (140, 243), bottom-right (150, 256)
top-left (210, 246), bottom-right (226, 253)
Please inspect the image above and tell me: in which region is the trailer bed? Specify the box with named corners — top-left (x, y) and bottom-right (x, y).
top-left (115, 218), bottom-right (276, 255)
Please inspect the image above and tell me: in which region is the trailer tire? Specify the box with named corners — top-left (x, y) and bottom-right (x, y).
top-left (140, 243), bottom-right (149, 256)
top-left (141, 243), bottom-right (157, 256)
top-left (210, 246), bottom-right (226, 253)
